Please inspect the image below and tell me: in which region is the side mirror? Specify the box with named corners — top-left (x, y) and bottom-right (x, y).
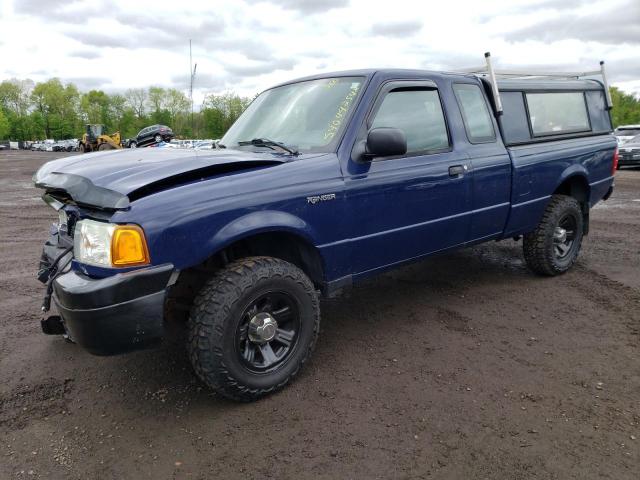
top-left (365, 127), bottom-right (407, 158)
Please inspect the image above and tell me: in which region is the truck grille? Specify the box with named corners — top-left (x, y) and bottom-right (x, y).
top-left (620, 150), bottom-right (640, 161)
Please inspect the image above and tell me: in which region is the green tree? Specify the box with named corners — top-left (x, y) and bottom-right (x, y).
top-left (0, 109), bottom-right (9, 139)
top-left (165, 88), bottom-right (190, 132)
top-left (125, 88), bottom-right (147, 118)
top-left (108, 94), bottom-right (128, 132)
top-left (31, 79), bottom-right (79, 139)
top-left (201, 92), bottom-right (251, 138)
top-left (147, 86), bottom-right (165, 115)
top-left (610, 87), bottom-right (640, 128)
top-left (146, 86), bottom-right (171, 125)
top-left (0, 79), bottom-right (35, 140)
top-left (80, 90), bottom-right (111, 127)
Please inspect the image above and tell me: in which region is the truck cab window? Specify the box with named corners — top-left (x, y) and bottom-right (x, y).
top-left (453, 83), bottom-right (496, 143)
top-left (371, 89), bottom-right (449, 154)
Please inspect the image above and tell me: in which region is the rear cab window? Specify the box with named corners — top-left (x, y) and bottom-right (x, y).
top-left (453, 83), bottom-right (496, 143)
top-left (370, 87), bottom-right (449, 154)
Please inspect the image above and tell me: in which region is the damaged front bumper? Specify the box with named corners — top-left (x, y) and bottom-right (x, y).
top-left (39, 228), bottom-right (176, 356)
top-left (50, 264), bottom-right (175, 355)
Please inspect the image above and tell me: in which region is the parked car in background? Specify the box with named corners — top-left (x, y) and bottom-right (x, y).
top-left (614, 125), bottom-right (640, 145)
top-left (129, 125), bottom-right (174, 148)
top-left (165, 140), bottom-right (184, 149)
top-left (618, 134), bottom-right (640, 168)
top-left (194, 140), bottom-right (214, 150)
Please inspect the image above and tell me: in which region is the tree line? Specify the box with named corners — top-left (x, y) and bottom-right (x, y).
top-left (0, 77), bottom-right (253, 141)
top-left (0, 78), bottom-right (639, 142)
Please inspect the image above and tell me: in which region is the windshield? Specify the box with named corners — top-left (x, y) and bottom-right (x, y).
top-left (615, 128), bottom-right (640, 137)
top-left (221, 76), bottom-right (364, 153)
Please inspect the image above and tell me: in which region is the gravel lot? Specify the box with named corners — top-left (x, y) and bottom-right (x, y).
top-left (1, 150), bottom-right (639, 479)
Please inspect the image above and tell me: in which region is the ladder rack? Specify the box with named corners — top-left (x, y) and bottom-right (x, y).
top-left (457, 52), bottom-right (613, 114)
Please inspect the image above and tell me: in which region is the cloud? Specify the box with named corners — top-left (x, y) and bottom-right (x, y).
top-left (66, 31), bottom-right (133, 48)
top-left (300, 49), bottom-right (331, 59)
top-left (477, 0), bottom-right (593, 22)
top-left (62, 15), bottom-right (274, 60)
top-left (15, 0), bottom-right (104, 23)
top-left (203, 37), bottom-right (277, 61)
top-left (504, 2), bottom-right (640, 45)
top-left (15, 0), bottom-right (75, 14)
top-left (62, 76), bottom-right (112, 90)
top-left (69, 49), bottom-right (98, 60)
top-left (1, 0), bottom-right (638, 101)
top-left (223, 58), bottom-right (297, 76)
top-left (171, 72), bottom-right (233, 91)
top-left (517, 0), bottom-right (590, 11)
top-left (113, 14), bottom-right (226, 44)
top-left (245, 0), bottom-right (349, 14)
top-left (370, 20), bottom-right (423, 38)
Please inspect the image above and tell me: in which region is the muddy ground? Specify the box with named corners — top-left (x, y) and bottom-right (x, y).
top-left (0, 150), bottom-right (638, 479)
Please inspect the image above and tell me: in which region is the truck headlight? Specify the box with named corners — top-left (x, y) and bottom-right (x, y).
top-left (74, 219), bottom-right (150, 267)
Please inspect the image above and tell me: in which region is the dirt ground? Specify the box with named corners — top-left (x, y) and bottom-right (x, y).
top-left (0, 150), bottom-right (638, 479)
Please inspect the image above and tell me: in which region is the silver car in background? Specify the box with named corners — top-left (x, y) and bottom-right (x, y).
top-left (614, 125), bottom-right (640, 146)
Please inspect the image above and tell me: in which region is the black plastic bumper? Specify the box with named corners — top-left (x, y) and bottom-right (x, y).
top-left (51, 264), bottom-right (175, 356)
top-left (603, 185), bottom-right (614, 201)
top-left (619, 159), bottom-right (640, 166)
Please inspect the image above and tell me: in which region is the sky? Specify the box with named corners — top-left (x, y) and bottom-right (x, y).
top-left (0, 0), bottom-right (638, 106)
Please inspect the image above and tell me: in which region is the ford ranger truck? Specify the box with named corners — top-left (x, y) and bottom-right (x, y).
top-left (34, 62), bottom-right (617, 401)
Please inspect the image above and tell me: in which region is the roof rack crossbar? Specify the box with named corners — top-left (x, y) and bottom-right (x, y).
top-left (456, 52), bottom-right (613, 111)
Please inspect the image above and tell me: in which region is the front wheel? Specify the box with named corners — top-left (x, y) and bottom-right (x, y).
top-left (154, 134), bottom-right (162, 143)
top-left (523, 194), bottom-right (584, 276)
top-left (188, 257), bottom-right (320, 401)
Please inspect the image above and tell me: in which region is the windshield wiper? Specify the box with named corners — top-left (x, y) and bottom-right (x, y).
top-left (237, 138), bottom-right (299, 155)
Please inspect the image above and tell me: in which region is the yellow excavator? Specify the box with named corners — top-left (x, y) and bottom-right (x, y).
top-left (78, 124), bottom-right (122, 152)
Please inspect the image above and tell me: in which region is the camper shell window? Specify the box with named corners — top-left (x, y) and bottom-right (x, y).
top-left (525, 92), bottom-right (590, 137)
top-left (489, 78), bottom-right (613, 146)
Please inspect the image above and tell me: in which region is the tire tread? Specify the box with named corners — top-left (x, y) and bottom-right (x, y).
top-left (187, 256), bottom-right (319, 402)
top-left (523, 194), bottom-right (583, 276)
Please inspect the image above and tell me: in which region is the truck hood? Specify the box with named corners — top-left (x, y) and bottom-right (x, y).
top-left (33, 148), bottom-right (296, 210)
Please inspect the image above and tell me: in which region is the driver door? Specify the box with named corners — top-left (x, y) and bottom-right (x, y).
top-left (344, 80), bottom-right (472, 276)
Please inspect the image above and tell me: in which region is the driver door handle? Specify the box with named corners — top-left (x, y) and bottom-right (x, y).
top-left (449, 165), bottom-right (468, 177)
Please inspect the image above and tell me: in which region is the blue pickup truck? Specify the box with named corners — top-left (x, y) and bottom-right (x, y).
top-left (34, 57), bottom-right (617, 401)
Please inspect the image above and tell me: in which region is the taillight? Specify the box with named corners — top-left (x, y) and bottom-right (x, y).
top-left (612, 147), bottom-right (619, 174)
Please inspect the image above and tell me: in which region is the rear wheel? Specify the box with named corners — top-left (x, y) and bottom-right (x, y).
top-left (154, 134), bottom-right (162, 143)
top-left (188, 257), bottom-right (320, 402)
top-left (523, 194), bottom-right (584, 276)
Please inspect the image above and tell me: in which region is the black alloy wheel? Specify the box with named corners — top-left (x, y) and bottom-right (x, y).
top-left (235, 291), bottom-right (300, 373)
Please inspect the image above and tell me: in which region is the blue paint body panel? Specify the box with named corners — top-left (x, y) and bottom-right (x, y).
top-left (35, 69), bottom-right (617, 290)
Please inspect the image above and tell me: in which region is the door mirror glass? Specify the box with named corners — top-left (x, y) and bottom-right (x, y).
top-left (366, 127), bottom-right (407, 158)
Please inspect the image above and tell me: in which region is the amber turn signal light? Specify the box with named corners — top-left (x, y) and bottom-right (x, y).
top-left (111, 225), bottom-right (150, 266)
